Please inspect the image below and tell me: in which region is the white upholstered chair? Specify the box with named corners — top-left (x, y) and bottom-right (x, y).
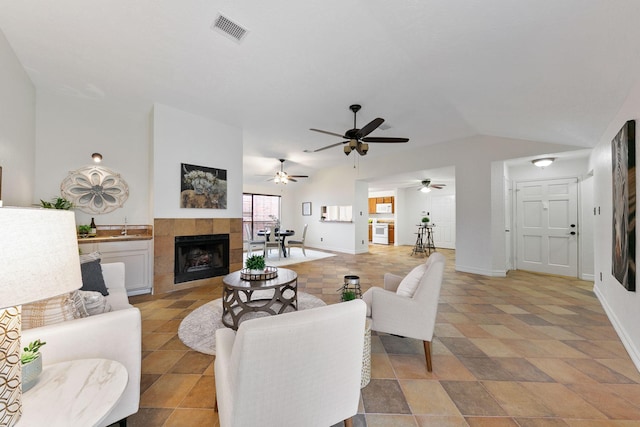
top-left (362, 252), bottom-right (446, 372)
top-left (286, 223), bottom-right (308, 256)
top-left (243, 223), bottom-right (265, 256)
top-left (214, 299), bottom-right (367, 427)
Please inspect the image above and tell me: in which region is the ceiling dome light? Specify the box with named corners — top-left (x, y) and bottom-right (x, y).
top-left (91, 153), bottom-right (103, 163)
top-left (532, 157), bottom-right (555, 168)
top-left (420, 186), bottom-right (432, 193)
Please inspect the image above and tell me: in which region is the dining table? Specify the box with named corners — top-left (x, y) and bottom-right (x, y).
top-left (257, 229), bottom-right (295, 257)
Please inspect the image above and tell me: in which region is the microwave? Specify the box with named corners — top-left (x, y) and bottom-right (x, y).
top-left (376, 203), bottom-right (393, 213)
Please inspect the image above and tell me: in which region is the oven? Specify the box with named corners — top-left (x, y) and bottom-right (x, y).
top-left (373, 223), bottom-right (389, 245)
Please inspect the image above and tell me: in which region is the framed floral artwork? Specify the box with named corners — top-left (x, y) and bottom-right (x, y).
top-left (61, 166), bottom-right (129, 214)
top-left (180, 163), bottom-right (227, 209)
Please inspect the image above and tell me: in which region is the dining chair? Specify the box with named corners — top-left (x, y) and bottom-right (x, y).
top-left (264, 226), bottom-right (282, 260)
top-left (243, 223), bottom-right (266, 256)
top-left (214, 299), bottom-right (366, 427)
top-left (286, 223), bottom-right (308, 256)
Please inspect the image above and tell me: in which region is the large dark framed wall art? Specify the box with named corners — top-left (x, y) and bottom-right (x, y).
top-left (180, 163), bottom-right (228, 209)
top-left (611, 119), bottom-right (636, 291)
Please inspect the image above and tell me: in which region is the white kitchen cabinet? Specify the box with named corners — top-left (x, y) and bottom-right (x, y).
top-left (78, 239), bottom-right (153, 296)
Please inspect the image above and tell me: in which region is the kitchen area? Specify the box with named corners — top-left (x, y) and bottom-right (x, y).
top-left (368, 195), bottom-right (395, 245)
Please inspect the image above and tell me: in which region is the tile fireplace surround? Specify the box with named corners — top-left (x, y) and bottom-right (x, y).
top-left (154, 218), bottom-right (243, 294)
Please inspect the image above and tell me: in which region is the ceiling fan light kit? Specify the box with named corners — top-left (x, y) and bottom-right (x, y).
top-left (271, 159), bottom-right (308, 184)
top-left (310, 104), bottom-right (409, 156)
top-left (417, 179), bottom-right (446, 192)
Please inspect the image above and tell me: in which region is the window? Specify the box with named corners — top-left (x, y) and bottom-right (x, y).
top-left (243, 194), bottom-right (281, 239)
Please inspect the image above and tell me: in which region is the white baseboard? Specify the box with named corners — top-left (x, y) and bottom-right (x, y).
top-left (594, 284), bottom-right (640, 373)
top-left (455, 264), bottom-right (507, 277)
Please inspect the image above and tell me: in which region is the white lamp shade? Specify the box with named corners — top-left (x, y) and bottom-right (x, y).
top-left (0, 208), bottom-right (82, 307)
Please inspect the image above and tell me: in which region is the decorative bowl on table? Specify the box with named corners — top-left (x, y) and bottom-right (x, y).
top-left (240, 266), bottom-right (278, 281)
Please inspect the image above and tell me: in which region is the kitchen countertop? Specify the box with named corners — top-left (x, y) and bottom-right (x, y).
top-left (77, 225), bottom-right (153, 243)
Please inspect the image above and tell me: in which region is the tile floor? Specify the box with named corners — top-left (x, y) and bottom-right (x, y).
top-left (123, 245), bottom-right (640, 426)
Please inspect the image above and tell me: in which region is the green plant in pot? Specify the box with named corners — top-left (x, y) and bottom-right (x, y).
top-left (421, 216), bottom-right (430, 223)
top-left (40, 197), bottom-right (74, 210)
top-left (21, 339), bottom-right (46, 392)
top-left (78, 224), bottom-right (91, 237)
top-left (342, 290), bottom-right (357, 301)
top-left (245, 254), bottom-right (266, 271)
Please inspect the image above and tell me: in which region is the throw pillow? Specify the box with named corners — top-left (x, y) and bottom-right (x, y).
top-left (79, 291), bottom-right (112, 316)
top-left (22, 292), bottom-right (85, 330)
top-left (80, 259), bottom-right (109, 296)
top-left (79, 251), bottom-right (101, 264)
top-left (396, 264), bottom-right (427, 297)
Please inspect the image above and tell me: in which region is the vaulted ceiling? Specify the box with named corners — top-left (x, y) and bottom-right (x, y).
top-left (2, 0), bottom-right (640, 185)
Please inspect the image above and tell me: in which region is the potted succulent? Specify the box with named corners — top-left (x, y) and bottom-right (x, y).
top-left (78, 224), bottom-right (91, 237)
top-left (245, 254), bottom-right (266, 272)
top-left (21, 339), bottom-right (46, 392)
top-left (421, 216), bottom-right (430, 223)
top-left (40, 196), bottom-right (74, 210)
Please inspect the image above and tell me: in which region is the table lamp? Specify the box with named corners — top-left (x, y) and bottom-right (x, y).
top-left (0, 207), bottom-right (82, 426)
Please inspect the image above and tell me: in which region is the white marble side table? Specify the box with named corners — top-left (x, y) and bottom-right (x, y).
top-left (17, 358), bottom-right (128, 427)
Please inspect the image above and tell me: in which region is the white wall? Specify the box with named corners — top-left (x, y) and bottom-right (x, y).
top-left (591, 76), bottom-right (640, 371)
top-left (301, 134), bottom-right (583, 275)
top-left (34, 90), bottom-right (152, 226)
top-left (0, 28), bottom-right (35, 207)
top-left (152, 103), bottom-right (242, 218)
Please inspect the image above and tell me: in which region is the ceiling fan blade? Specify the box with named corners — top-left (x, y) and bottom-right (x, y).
top-left (310, 128), bottom-right (346, 138)
top-left (361, 136), bottom-right (409, 143)
top-left (431, 184), bottom-right (446, 189)
top-left (312, 141), bottom-right (348, 152)
top-left (289, 175), bottom-right (309, 178)
top-left (356, 118), bottom-right (384, 139)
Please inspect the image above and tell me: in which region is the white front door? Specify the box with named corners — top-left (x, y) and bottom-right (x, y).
top-left (516, 178), bottom-right (578, 276)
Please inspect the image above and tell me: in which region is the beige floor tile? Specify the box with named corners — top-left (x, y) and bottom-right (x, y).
top-left (399, 379), bottom-right (462, 415)
top-left (141, 350), bottom-right (187, 374)
top-left (140, 373), bottom-right (200, 408)
top-left (527, 358), bottom-right (599, 384)
top-left (482, 381), bottom-right (554, 417)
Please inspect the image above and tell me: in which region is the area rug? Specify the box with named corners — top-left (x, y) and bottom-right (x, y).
top-left (243, 248), bottom-right (336, 268)
top-left (178, 291), bottom-right (327, 355)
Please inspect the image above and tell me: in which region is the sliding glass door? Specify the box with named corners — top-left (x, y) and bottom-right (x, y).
top-left (242, 193), bottom-right (281, 239)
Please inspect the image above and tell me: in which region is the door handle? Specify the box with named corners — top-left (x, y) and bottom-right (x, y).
top-left (570, 231), bottom-right (576, 235)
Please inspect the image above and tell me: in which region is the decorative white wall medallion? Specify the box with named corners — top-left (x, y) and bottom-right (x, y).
top-left (61, 166), bottom-right (129, 214)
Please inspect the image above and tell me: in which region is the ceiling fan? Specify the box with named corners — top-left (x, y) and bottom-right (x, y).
top-left (417, 179), bottom-right (446, 193)
top-left (269, 159), bottom-right (308, 184)
top-left (308, 104), bottom-right (409, 156)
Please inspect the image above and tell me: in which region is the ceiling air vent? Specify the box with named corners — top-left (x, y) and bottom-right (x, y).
top-left (212, 14), bottom-right (248, 42)
top-left (379, 123), bottom-right (392, 131)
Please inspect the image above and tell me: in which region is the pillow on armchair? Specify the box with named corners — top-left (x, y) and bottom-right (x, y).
top-left (79, 253), bottom-right (109, 296)
top-left (396, 264), bottom-right (427, 297)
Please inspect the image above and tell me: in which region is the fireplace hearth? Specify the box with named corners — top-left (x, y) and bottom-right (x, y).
top-left (175, 234), bottom-right (229, 284)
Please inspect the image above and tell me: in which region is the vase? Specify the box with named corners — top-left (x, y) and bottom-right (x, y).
top-left (22, 354), bottom-right (42, 392)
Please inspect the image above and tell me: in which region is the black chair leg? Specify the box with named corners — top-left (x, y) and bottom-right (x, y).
top-left (118, 418), bottom-right (127, 427)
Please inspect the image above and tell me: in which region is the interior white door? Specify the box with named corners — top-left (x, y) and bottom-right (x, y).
top-left (430, 195), bottom-right (455, 249)
top-left (516, 178), bottom-right (578, 276)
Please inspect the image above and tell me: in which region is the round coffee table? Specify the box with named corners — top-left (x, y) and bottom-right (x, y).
top-left (222, 268), bottom-right (298, 330)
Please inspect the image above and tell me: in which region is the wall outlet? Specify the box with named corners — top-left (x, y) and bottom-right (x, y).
top-left (362, 240), bottom-right (364, 244)
top-left (320, 237), bottom-right (323, 242)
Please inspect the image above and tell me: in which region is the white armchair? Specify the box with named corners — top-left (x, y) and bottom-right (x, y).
top-left (22, 263), bottom-right (141, 427)
top-left (214, 299), bottom-right (366, 427)
top-left (362, 252), bottom-right (445, 372)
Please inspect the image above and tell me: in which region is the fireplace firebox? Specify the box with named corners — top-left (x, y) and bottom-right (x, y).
top-left (174, 234), bottom-right (229, 284)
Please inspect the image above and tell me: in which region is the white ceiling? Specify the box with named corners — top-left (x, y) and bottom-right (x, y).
top-left (2, 0), bottom-right (640, 187)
